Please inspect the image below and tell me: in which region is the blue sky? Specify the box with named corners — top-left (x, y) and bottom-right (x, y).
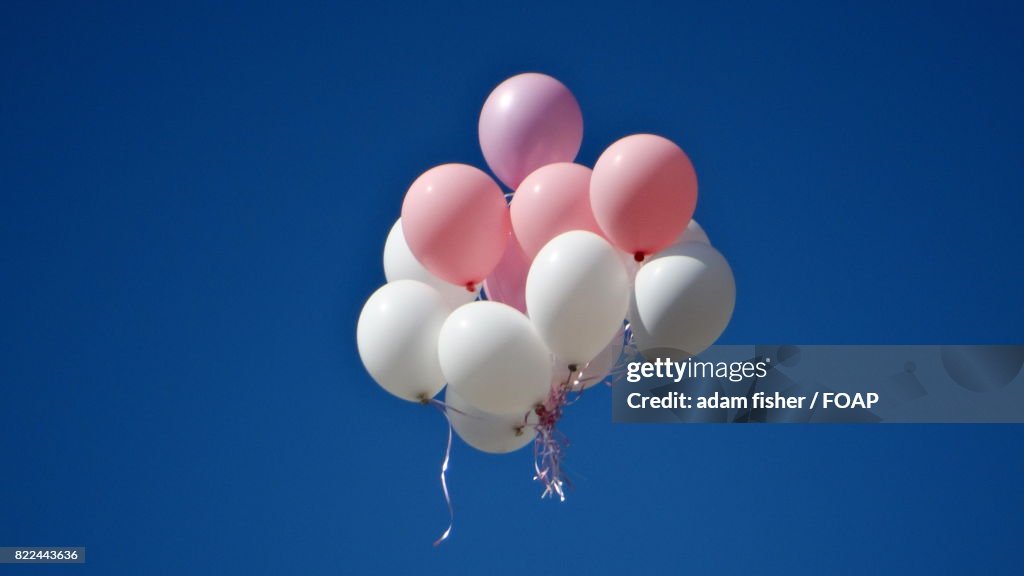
top-left (2, 1), bottom-right (1022, 574)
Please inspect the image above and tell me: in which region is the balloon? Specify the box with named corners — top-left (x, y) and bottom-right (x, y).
top-left (526, 231), bottom-right (629, 367)
top-left (678, 218), bottom-right (710, 246)
top-left (401, 164), bottom-right (510, 289)
top-left (383, 218), bottom-right (478, 310)
top-left (510, 163), bottom-right (604, 259)
top-left (590, 134), bottom-right (698, 259)
top-left (478, 73), bottom-right (584, 189)
top-left (356, 280), bottom-right (450, 402)
top-left (445, 389), bottom-right (537, 454)
top-left (438, 301), bottom-right (553, 415)
top-left (617, 219), bottom-right (708, 298)
top-left (617, 249), bottom-right (640, 286)
top-left (629, 242), bottom-right (735, 361)
top-left (481, 229), bottom-right (529, 314)
top-left (609, 221), bottom-right (704, 290)
top-left (557, 326), bottom-right (625, 390)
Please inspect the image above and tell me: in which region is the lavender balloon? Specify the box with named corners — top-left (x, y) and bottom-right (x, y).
top-left (478, 73), bottom-right (583, 190)
top-left (482, 229), bottom-right (530, 314)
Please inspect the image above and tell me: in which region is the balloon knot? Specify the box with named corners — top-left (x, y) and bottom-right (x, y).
top-left (464, 282), bottom-right (475, 292)
top-left (633, 252), bottom-right (645, 262)
top-left (568, 364), bottom-right (578, 372)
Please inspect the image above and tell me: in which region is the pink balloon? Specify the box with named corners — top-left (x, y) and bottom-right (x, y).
top-left (590, 134), bottom-right (697, 260)
top-left (510, 162), bottom-right (605, 259)
top-left (481, 229), bottom-right (529, 314)
top-left (479, 73), bottom-right (584, 190)
top-left (401, 164), bottom-right (510, 289)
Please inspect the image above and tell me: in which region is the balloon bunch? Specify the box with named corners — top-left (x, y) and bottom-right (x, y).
top-left (357, 73), bottom-right (735, 541)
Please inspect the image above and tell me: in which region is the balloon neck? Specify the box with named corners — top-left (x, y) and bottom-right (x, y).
top-left (464, 282), bottom-right (475, 293)
top-left (417, 393), bottom-right (431, 405)
top-left (633, 252), bottom-right (645, 263)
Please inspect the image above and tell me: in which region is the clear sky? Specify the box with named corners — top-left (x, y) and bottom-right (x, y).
top-left (2, 1), bottom-right (1022, 574)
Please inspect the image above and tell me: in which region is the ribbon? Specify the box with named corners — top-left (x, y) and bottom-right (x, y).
top-left (429, 399), bottom-right (454, 547)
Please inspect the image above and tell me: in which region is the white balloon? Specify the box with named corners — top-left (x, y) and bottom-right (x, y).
top-left (445, 389), bottom-right (537, 454)
top-left (617, 250), bottom-right (640, 285)
top-left (554, 326), bottom-right (625, 390)
top-left (526, 231), bottom-right (629, 366)
top-left (614, 220), bottom-right (705, 286)
top-left (678, 218), bottom-right (710, 246)
top-left (629, 242), bottom-right (735, 361)
top-left (383, 218), bottom-right (478, 310)
top-left (356, 280), bottom-right (450, 402)
top-left (438, 301), bottom-right (553, 415)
